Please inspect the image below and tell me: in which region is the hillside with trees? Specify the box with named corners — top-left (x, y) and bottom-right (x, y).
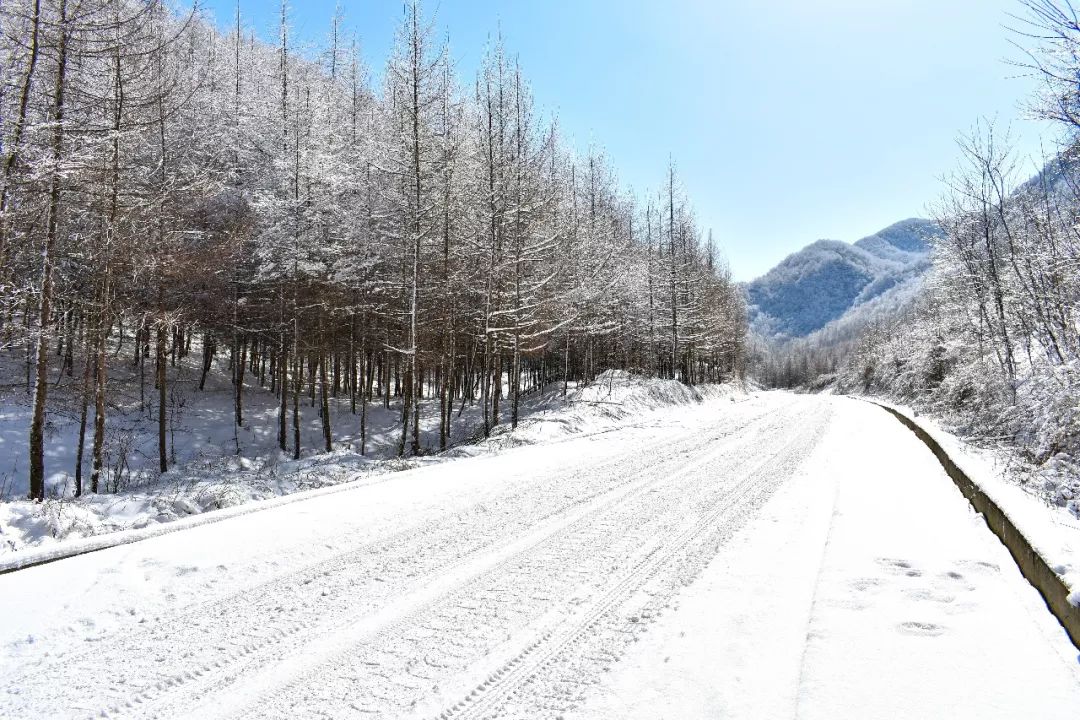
top-left (746, 218), bottom-right (939, 340)
top-left (0, 0), bottom-right (746, 505)
top-left (755, 0), bottom-right (1080, 516)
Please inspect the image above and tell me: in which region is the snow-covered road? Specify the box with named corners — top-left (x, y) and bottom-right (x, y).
top-left (1, 393), bottom-right (1078, 719)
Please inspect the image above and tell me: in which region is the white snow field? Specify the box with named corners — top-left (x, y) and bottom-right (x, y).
top-left (1, 393), bottom-right (1078, 719)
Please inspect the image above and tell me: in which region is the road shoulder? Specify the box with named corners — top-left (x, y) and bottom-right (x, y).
top-left (574, 396), bottom-right (1080, 720)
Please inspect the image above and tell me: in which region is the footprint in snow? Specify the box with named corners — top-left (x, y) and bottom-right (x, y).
top-left (850, 577), bottom-right (884, 593)
top-left (876, 557), bottom-right (921, 577)
top-left (957, 559), bottom-right (999, 574)
top-left (897, 621), bottom-right (946, 637)
top-left (904, 588), bottom-right (956, 604)
top-left (937, 569), bottom-right (976, 592)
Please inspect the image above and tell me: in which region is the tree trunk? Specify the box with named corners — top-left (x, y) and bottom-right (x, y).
top-left (292, 354), bottom-right (301, 460)
top-left (156, 316), bottom-right (167, 474)
top-left (199, 332), bottom-right (213, 390)
top-left (319, 351), bottom-right (332, 453)
top-left (28, 1), bottom-right (69, 501)
top-left (234, 333), bottom-right (245, 427)
top-left (74, 322), bottom-right (93, 497)
top-left (278, 340), bottom-right (288, 452)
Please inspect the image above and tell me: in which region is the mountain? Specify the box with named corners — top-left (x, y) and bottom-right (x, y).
top-left (745, 218), bottom-right (940, 340)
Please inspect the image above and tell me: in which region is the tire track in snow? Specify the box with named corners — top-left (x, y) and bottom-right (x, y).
top-left (178, 402), bottom-right (793, 720)
top-left (439, 402), bottom-right (832, 720)
top-left (0, 398), bottom-right (789, 720)
top-left (199, 398), bottom-right (829, 720)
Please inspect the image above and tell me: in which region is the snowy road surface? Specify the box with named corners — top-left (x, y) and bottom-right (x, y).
top-left (1, 393), bottom-right (1078, 719)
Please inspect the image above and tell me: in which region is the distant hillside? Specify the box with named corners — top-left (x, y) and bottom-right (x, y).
top-left (745, 218), bottom-right (940, 340)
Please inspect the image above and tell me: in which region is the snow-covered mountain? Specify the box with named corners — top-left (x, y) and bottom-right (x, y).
top-left (745, 218), bottom-right (941, 340)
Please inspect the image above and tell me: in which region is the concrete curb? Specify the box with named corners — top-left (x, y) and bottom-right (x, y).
top-left (869, 400), bottom-right (1080, 652)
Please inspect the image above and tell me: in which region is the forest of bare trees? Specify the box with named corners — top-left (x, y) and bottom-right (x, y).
top-left (0, 0), bottom-right (746, 501)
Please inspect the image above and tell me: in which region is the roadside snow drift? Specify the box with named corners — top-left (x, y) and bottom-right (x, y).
top-left (0, 371), bottom-right (742, 561)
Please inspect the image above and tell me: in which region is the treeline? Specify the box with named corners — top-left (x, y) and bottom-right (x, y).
top-left (753, 278), bottom-right (927, 390)
top-left (752, 336), bottom-right (850, 390)
top-left (0, 1), bottom-right (746, 500)
top-left (781, 0), bottom-right (1080, 506)
top-left (842, 130), bottom-right (1080, 471)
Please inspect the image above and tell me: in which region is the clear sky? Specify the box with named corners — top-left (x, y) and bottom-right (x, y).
top-left (199, 0), bottom-right (1057, 281)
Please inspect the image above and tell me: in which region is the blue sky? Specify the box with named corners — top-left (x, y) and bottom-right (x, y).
top-left (200, 0), bottom-right (1057, 280)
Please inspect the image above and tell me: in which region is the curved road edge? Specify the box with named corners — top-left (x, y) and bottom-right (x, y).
top-left (864, 398), bottom-right (1080, 652)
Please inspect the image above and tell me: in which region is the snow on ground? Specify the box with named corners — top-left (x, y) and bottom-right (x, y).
top-left (796, 402), bottom-right (1079, 720)
top-left (0, 392), bottom-right (1076, 719)
top-left (870, 399), bottom-right (1080, 609)
top-left (575, 396), bottom-right (1080, 720)
top-left (0, 363), bottom-right (740, 558)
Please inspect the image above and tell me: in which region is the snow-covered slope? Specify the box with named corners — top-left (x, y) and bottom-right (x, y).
top-left (746, 218), bottom-right (939, 340)
top-left (0, 368), bottom-right (742, 558)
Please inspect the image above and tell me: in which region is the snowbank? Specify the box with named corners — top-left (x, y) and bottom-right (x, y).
top-left (0, 371), bottom-right (744, 565)
top-left (466, 370), bottom-right (746, 451)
